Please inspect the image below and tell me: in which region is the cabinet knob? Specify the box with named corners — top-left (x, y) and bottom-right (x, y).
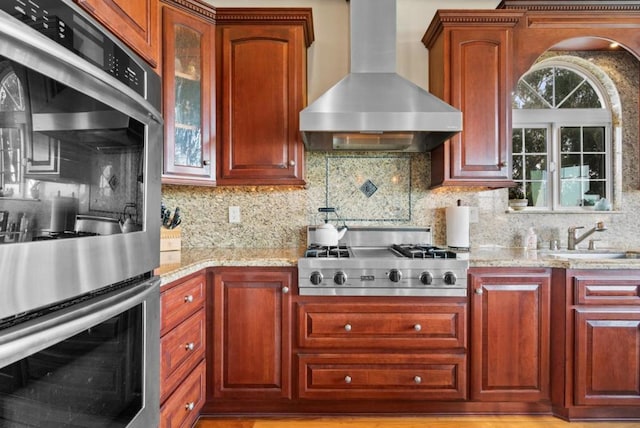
top-left (184, 295), bottom-right (194, 303)
top-left (185, 402), bottom-right (195, 411)
top-left (282, 286), bottom-right (290, 294)
top-left (344, 323), bottom-right (352, 332)
top-left (414, 376), bottom-right (422, 384)
top-left (203, 160), bottom-right (211, 166)
top-left (413, 324), bottom-right (422, 332)
top-left (344, 375), bottom-right (352, 384)
top-left (475, 288), bottom-right (484, 295)
top-left (289, 160), bottom-right (296, 167)
top-left (185, 342), bottom-right (195, 351)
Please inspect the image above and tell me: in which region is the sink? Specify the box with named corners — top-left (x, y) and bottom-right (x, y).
top-left (546, 251), bottom-right (628, 260)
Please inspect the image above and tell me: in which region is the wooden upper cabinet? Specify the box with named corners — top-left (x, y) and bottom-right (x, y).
top-left (75, 0), bottom-right (159, 68)
top-left (423, 10), bottom-right (523, 188)
top-left (216, 9), bottom-right (314, 186)
top-left (161, 1), bottom-right (216, 185)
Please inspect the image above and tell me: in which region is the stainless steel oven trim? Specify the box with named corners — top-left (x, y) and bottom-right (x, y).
top-left (0, 277), bottom-right (160, 428)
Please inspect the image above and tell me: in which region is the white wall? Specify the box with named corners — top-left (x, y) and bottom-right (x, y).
top-left (208, 0), bottom-right (501, 101)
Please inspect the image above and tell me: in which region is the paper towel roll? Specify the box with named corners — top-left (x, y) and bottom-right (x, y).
top-left (446, 206), bottom-right (470, 249)
top-left (51, 196), bottom-right (78, 232)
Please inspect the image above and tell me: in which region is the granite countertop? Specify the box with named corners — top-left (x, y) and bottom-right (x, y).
top-left (157, 246), bottom-right (640, 286)
top-left (157, 247), bottom-right (304, 285)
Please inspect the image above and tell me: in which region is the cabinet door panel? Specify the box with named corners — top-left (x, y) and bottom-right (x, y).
top-left (574, 309), bottom-right (640, 406)
top-left (218, 25), bottom-right (305, 184)
top-left (470, 269), bottom-right (550, 402)
top-left (162, 6), bottom-right (216, 184)
top-left (450, 29), bottom-right (510, 181)
top-left (213, 268), bottom-right (293, 399)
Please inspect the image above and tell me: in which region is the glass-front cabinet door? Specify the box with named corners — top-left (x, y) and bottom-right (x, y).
top-left (162, 5), bottom-right (215, 185)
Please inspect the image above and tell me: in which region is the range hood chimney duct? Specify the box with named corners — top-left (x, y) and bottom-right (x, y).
top-left (299, 0), bottom-right (462, 152)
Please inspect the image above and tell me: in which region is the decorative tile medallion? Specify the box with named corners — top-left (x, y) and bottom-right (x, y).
top-left (359, 179), bottom-right (378, 198)
top-left (326, 155), bottom-right (411, 221)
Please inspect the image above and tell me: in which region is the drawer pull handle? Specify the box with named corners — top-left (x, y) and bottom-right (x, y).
top-left (344, 375), bottom-right (352, 384)
top-left (475, 288), bottom-right (483, 295)
top-left (185, 401), bottom-right (195, 411)
top-left (413, 324), bottom-right (422, 332)
top-left (184, 295), bottom-right (194, 303)
top-left (282, 286), bottom-right (290, 294)
top-left (414, 376), bottom-right (422, 384)
top-left (185, 342), bottom-right (195, 351)
top-left (344, 323), bottom-right (352, 332)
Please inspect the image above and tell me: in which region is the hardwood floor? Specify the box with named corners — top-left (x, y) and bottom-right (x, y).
top-left (196, 416), bottom-right (640, 428)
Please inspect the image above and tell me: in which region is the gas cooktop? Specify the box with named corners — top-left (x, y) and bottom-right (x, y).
top-left (298, 227), bottom-right (468, 297)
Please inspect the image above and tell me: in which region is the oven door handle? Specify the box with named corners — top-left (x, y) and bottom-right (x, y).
top-left (0, 277), bottom-right (159, 367)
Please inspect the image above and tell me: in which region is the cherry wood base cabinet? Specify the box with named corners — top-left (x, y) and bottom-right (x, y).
top-left (75, 0), bottom-right (159, 68)
top-left (296, 299), bottom-right (468, 401)
top-left (209, 267), bottom-right (295, 401)
top-left (215, 9), bottom-right (314, 186)
top-left (159, 272), bottom-right (207, 428)
top-left (469, 267), bottom-right (551, 403)
top-left (551, 269), bottom-right (640, 421)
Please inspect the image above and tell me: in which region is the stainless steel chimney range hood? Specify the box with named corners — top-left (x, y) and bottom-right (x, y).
top-left (299, 0), bottom-right (462, 152)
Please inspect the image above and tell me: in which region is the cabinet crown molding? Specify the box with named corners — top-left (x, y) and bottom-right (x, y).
top-left (499, 1), bottom-right (640, 12)
top-left (161, 0), bottom-right (216, 22)
top-left (216, 8), bottom-right (314, 47)
top-left (423, 10), bottom-right (524, 48)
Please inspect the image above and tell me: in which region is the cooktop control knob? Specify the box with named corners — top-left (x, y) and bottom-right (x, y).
top-left (444, 271), bottom-right (457, 285)
top-left (310, 271), bottom-right (323, 285)
top-left (388, 269), bottom-right (402, 283)
top-left (334, 271), bottom-right (347, 285)
top-left (419, 271), bottom-right (433, 285)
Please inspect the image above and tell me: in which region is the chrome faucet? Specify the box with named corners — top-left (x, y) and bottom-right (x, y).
top-left (567, 221), bottom-right (607, 250)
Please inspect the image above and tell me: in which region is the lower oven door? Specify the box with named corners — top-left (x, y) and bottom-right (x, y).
top-left (0, 277), bottom-right (160, 428)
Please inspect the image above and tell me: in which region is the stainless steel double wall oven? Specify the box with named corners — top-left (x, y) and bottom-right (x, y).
top-left (0, 0), bottom-right (162, 426)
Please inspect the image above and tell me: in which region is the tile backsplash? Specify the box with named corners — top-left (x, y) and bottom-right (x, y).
top-left (326, 155), bottom-right (411, 222)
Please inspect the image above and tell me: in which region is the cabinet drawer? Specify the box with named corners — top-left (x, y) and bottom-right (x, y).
top-left (160, 360), bottom-right (206, 428)
top-left (298, 302), bottom-right (466, 349)
top-left (297, 353), bottom-right (467, 400)
top-left (161, 308), bottom-right (206, 401)
top-left (574, 276), bottom-right (640, 305)
top-left (161, 274), bottom-right (206, 334)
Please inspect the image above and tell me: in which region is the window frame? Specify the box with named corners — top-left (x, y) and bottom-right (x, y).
top-left (512, 64), bottom-right (613, 212)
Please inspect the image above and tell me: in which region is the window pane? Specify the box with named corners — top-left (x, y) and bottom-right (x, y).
top-left (585, 181), bottom-right (606, 202)
top-left (554, 68), bottom-right (585, 107)
top-left (513, 155), bottom-right (523, 180)
top-left (524, 128), bottom-right (547, 153)
top-left (561, 81), bottom-right (602, 108)
top-left (584, 153), bottom-right (606, 179)
top-left (560, 127), bottom-right (581, 152)
top-left (560, 179), bottom-right (583, 207)
top-left (561, 154), bottom-right (585, 178)
top-left (528, 180), bottom-right (547, 207)
top-left (583, 126), bottom-right (605, 152)
top-left (513, 82), bottom-right (548, 109)
top-left (512, 128), bottom-right (523, 153)
top-left (525, 155), bottom-right (547, 180)
top-left (524, 68), bottom-right (554, 107)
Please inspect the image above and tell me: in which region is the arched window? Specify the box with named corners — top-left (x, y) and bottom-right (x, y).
top-left (512, 60), bottom-right (613, 211)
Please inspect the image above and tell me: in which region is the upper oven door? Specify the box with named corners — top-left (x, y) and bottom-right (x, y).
top-left (0, 3), bottom-right (162, 321)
